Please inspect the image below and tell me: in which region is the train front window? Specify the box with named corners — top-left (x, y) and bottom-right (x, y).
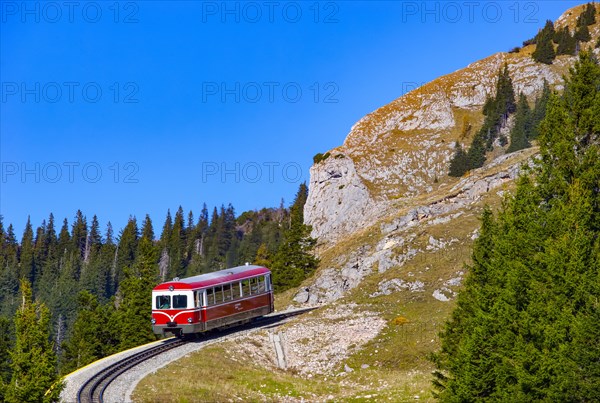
top-left (173, 295), bottom-right (188, 309)
top-left (156, 295), bottom-right (170, 309)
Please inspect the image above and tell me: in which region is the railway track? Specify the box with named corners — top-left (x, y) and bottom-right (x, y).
top-left (75, 307), bottom-right (315, 403)
top-left (76, 338), bottom-right (187, 403)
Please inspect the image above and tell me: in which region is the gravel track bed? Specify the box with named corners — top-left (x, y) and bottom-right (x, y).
top-left (105, 339), bottom-right (216, 403)
top-left (60, 338), bottom-right (174, 402)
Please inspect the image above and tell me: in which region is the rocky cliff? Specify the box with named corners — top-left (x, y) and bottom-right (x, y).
top-left (302, 4), bottom-right (600, 301)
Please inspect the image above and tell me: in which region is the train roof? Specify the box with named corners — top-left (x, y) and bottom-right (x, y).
top-left (153, 264), bottom-right (270, 291)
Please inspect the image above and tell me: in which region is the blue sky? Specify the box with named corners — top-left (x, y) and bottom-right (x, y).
top-left (0, 0), bottom-right (582, 236)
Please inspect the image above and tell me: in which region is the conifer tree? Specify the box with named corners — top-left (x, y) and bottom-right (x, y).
top-left (448, 142), bottom-right (469, 177)
top-left (507, 93), bottom-right (532, 152)
top-left (83, 215), bottom-right (101, 264)
top-left (530, 80), bottom-right (551, 139)
top-left (577, 3), bottom-right (597, 27)
top-left (71, 210), bottom-right (87, 260)
top-left (271, 183), bottom-right (319, 291)
top-left (158, 210), bottom-right (172, 280)
top-left (57, 219), bottom-right (70, 258)
top-left (116, 237), bottom-right (158, 350)
top-left (140, 214), bottom-right (154, 242)
top-left (433, 51), bottom-right (600, 401)
top-left (33, 223), bottom-right (47, 288)
top-left (575, 25), bottom-right (592, 43)
top-left (0, 224), bottom-right (19, 316)
top-left (450, 65), bottom-right (517, 172)
top-left (466, 133), bottom-right (487, 169)
top-left (19, 217), bottom-right (35, 285)
top-left (168, 207), bottom-right (186, 278)
top-left (61, 291), bottom-right (113, 373)
top-left (555, 27), bottom-right (576, 55)
top-left (5, 280), bottom-right (62, 403)
top-left (532, 20), bottom-right (556, 64)
top-left (0, 316), bottom-right (13, 401)
top-left (115, 217), bottom-right (138, 286)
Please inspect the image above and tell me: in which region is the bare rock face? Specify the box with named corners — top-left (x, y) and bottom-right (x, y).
top-left (304, 153), bottom-right (373, 245)
top-left (298, 149), bottom-right (534, 305)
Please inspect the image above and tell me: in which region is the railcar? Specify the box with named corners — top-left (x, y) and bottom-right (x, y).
top-left (151, 264), bottom-right (274, 337)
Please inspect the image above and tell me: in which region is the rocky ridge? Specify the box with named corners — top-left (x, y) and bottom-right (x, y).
top-left (305, 4), bottom-right (600, 247)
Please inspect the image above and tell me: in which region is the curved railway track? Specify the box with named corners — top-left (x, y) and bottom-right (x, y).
top-left (75, 308), bottom-right (315, 403)
top-left (77, 338), bottom-right (187, 403)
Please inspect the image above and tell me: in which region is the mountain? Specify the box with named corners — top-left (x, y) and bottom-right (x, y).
top-left (300, 3), bottom-right (600, 303)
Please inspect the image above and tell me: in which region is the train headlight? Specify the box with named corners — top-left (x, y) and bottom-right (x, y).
top-left (187, 317), bottom-right (192, 323)
top-left (151, 318), bottom-right (156, 325)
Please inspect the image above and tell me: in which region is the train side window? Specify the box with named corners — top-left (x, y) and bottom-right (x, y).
top-left (250, 277), bottom-right (259, 294)
top-left (223, 283), bottom-right (233, 301)
top-left (242, 279), bottom-right (250, 296)
top-left (173, 295), bottom-right (187, 309)
top-left (265, 274), bottom-right (271, 291)
top-left (232, 281), bottom-right (242, 299)
top-left (194, 291), bottom-right (201, 308)
top-left (156, 295), bottom-right (170, 309)
top-left (257, 276), bottom-right (266, 293)
top-left (206, 288), bottom-right (215, 306)
top-left (215, 285), bottom-right (223, 304)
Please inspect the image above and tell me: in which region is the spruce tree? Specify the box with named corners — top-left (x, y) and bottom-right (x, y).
top-left (433, 51), bottom-right (600, 401)
top-left (0, 224), bottom-right (19, 316)
top-left (61, 291), bottom-right (113, 373)
top-left (115, 217), bottom-right (138, 286)
top-left (448, 142), bottom-right (469, 177)
top-left (457, 64), bottom-right (517, 172)
top-left (575, 25), bottom-right (591, 43)
top-left (19, 218), bottom-right (35, 285)
top-left (555, 27), bottom-right (576, 56)
top-left (532, 20), bottom-right (556, 64)
top-left (530, 80), bottom-right (551, 140)
top-left (140, 214), bottom-right (154, 242)
top-left (116, 237), bottom-right (158, 350)
top-left (271, 183), bottom-right (319, 291)
top-left (577, 3), bottom-right (597, 27)
top-left (5, 280), bottom-right (62, 403)
top-left (507, 93), bottom-right (532, 152)
top-left (71, 210), bottom-right (87, 260)
top-left (0, 316), bottom-right (13, 401)
top-left (466, 133), bottom-right (487, 169)
top-left (168, 207), bottom-right (186, 278)
top-left (84, 215), bottom-right (101, 263)
top-left (57, 219), bottom-right (70, 258)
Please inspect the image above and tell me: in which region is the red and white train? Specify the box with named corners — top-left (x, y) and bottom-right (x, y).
top-left (151, 264), bottom-right (274, 337)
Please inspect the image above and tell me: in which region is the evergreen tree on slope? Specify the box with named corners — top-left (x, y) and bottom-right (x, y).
top-left (5, 280), bottom-right (62, 403)
top-left (271, 183), bottom-right (319, 291)
top-left (432, 52), bottom-right (600, 401)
